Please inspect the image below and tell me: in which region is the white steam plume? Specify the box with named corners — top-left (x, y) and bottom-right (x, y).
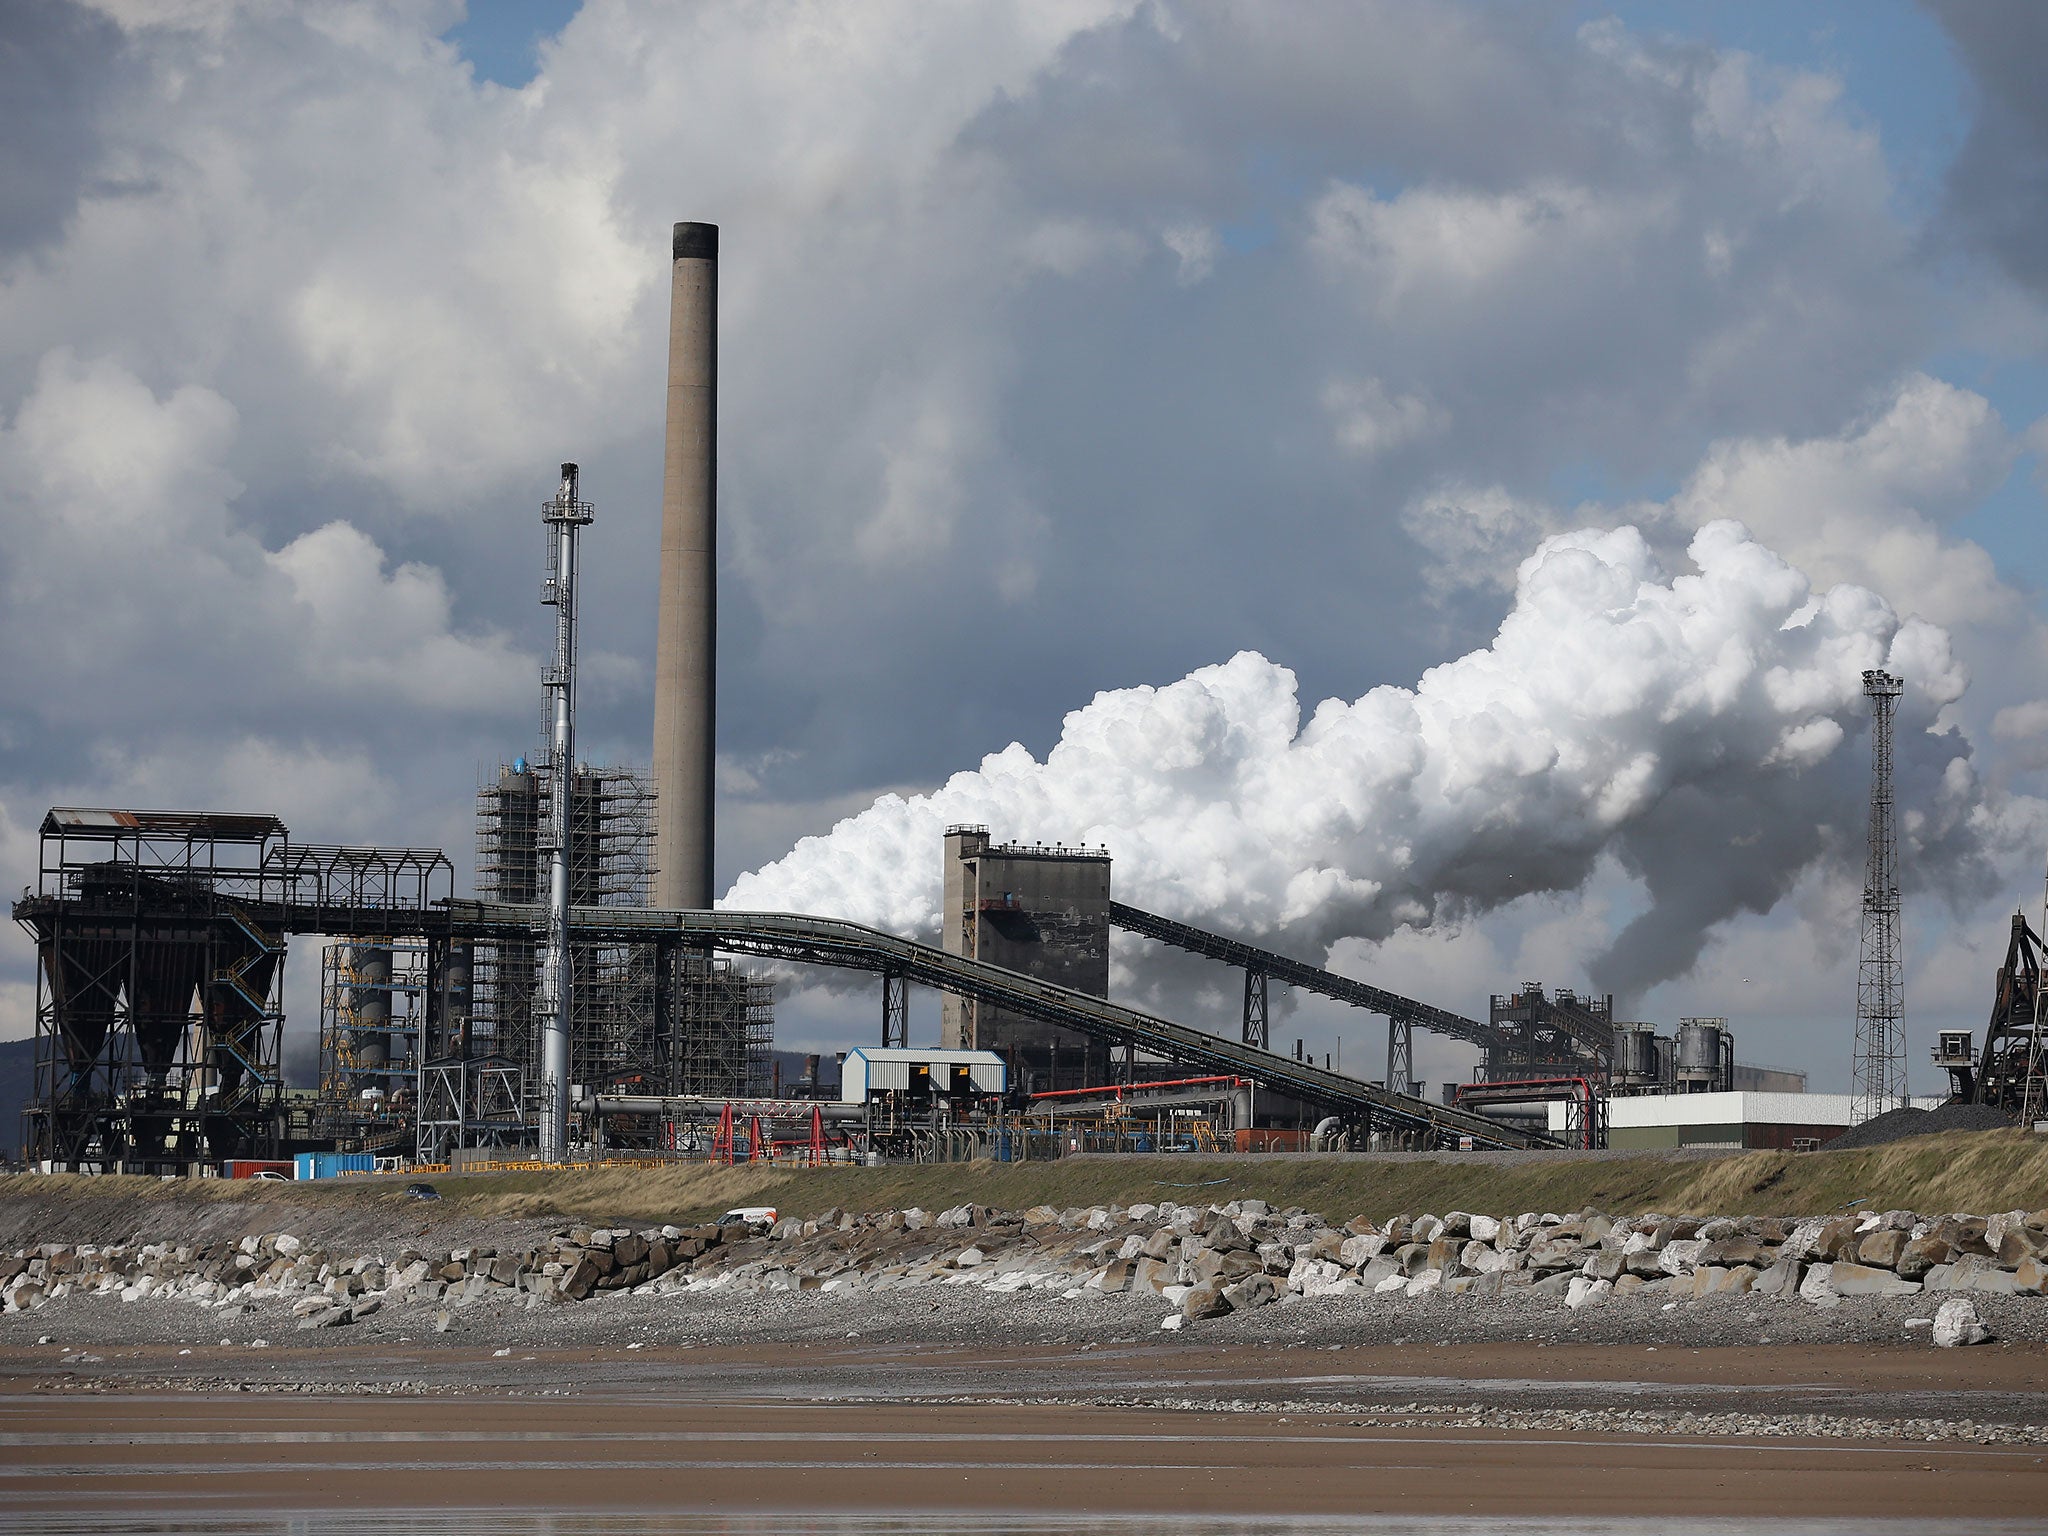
top-left (728, 521), bottom-right (1984, 1000)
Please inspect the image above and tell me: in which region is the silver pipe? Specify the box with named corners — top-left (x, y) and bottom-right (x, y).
top-left (537, 462), bottom-right (591, 1160)
top-left (583, 1092), bottom-right (864, 1123)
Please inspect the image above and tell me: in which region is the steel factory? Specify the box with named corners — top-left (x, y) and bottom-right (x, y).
top-left (12, 222), bottom-right (2047, 1178)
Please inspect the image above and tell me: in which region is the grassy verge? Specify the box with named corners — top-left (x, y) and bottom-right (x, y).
top-left (3, 1131), bottom-right (2044, 1230)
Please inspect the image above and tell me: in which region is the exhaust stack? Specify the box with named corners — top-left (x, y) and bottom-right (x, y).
top-left (538, 462), bottom-right (592, 1161)
top-left (652, 221), bottom-right (718, 913)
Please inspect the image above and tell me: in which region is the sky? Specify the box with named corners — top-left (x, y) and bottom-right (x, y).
top-left (4, 0), bottom-right (2048, 1097)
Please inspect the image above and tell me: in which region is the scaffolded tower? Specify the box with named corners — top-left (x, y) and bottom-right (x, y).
top-left (664, 957), bottom-right (774, 1100)
top-left (474, 764), bottom-right (659, 1101)
top-left (315, 938), bottom-right (427, 1153)
top-left (1852, 669), bottom-right (1907, 1123)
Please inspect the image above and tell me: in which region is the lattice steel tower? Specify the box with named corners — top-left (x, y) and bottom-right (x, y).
top-left (1852, 669), bottom-right (1906, 1123)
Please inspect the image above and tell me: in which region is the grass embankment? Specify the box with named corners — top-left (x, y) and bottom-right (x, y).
top-left (3, 1131), bottom-right (2044, 1232)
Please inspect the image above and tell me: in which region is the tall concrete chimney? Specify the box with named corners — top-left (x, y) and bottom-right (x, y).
top-left (652, 221), bottom-right (718, 911)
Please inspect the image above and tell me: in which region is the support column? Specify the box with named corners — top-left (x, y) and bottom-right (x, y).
top-left (1387, 1015), bottom-right (1414, 1097)
top-left (1242, 969), bottom-right (1268, 1050)
top-left (882, 971), bottom-right (908, 1049)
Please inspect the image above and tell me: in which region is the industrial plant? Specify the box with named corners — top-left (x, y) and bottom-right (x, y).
top-left (12, 222), bottom-right (2047, 1178)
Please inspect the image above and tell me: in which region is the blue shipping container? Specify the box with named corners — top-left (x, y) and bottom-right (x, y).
top-left (293, 1152), bottom-right (375, 1181)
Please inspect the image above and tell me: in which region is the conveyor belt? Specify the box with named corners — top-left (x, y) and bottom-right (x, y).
top-left (1110, 901), bottom-right (1500, 1050)
top-left (443, 899), bottom-right (1558, 1149)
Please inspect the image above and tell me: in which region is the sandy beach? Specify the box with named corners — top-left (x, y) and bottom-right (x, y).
top-left (3, 1340), bottom-right (2046, 1524)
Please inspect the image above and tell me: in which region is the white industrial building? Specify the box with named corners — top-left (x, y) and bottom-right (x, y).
top-left (840, 1047), bottom-right (1007, 1103)
top-left (1551, 1091), bottom-right (1948, 1150)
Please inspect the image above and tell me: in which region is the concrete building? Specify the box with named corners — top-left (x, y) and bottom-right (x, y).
top-left (940, 826), bottom-right (1112, 1092)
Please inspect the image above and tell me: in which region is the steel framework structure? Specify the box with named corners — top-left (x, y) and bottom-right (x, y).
top-left (315, 939), bottom-right (428, 1153)
top-left (1109, 902), bottom-right (1617, 1088)
top-left (16, 809), bottom-right (451, 1171)
top-left (447, 898), bottom-right (1558, 1149)
top-left (1484, 984), bottom-right (1616, 1081)
top-left (1959, 909), bottom-right (2048, 1123)
top-left (2031, 863), bottom-right (2048, 1129)
top-left (660, 952), bottom-right (772, 1102)
top-left (473, 762), bottom-right (669, 1122)
top-left (16, 806), bottom-right (1549, 1162)
top-left (1853, 669), bottom-right (1907, 1123)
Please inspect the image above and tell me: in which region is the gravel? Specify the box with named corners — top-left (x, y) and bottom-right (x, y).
top-left (1830, 1101), bottom-right (2016, 1150)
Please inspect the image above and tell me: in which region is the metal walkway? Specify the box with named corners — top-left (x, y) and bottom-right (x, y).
top-left (443, 899), bottom-right (1556, 1150)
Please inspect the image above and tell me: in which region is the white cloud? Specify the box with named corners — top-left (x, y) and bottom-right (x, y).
top-left (733, 520), bottom-right (1980, 1001)
top-left (1323, 377), bottom-right (1447, 458)
top-left (1161, 222), bottom-right (1218, 285)
top-left (0, 348), bottom-right (530, 725)
top-left (1667, 376), bottom-right (2016, 632)
top-left (1310, 179), bottom-right (1672, 321)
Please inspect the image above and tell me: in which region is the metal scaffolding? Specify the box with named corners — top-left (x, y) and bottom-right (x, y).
top-left (474, 763), bottom-right (657, 1102)
top-left (663, 953), bottom-right (774, 1100)
top-left (469, 759), bottom-right (768, 1147)
top-left (314, 938), bottom-right (427, 1154)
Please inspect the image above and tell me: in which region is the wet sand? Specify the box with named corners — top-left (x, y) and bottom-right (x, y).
top-left (3, 1393), bottom-right (2046, 1520)
top-left (2, 1342), bottom-right (2045, 1522)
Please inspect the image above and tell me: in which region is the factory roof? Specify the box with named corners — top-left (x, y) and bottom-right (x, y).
top-left (41, 807), bottom-right (287, 841)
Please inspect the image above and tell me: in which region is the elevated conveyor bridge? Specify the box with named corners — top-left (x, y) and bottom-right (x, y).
top-left (1110, 901), bottom-right (1508, 1091)
top-left (442, 900), bottom-right (1557, 1150)
top-left (15, 860), bottom-right (1560, 1153)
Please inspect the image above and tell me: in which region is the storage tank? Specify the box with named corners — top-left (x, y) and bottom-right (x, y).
top-left (1610, 1023), bottom-right (1661, 1092)
top-left (437, 940), bottom-right (471, 1057)
top-left (1676, 1017), bottom-right (1729, 1092)
top-left (350, 943), bottom-right (393, 1070)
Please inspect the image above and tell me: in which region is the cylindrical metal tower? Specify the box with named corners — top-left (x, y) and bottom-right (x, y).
top-left (652, 221), bottom-right (719, 913)
top-left (1852, 668), bottom-right (1906, 1124)
top-left (537, 462), bottom-right (593, 1161)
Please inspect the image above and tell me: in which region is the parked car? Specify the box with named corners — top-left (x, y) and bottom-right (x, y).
top-left (251, 1169), bottom-right (290, 1181)
top-left (404, 1182), bottom-right (441, 1201)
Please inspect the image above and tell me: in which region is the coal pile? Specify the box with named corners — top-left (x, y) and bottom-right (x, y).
top-left (1831, 1101), bottom-right (2015, 1151)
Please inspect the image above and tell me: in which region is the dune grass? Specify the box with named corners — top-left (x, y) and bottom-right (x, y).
top-left (4, 1130), bottom-right (2043, 1233)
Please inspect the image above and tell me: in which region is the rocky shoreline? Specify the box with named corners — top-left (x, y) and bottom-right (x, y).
top-left (5, 1194), bottom-right (2046, 1351)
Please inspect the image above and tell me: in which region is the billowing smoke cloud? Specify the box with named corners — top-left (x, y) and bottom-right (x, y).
top-left (730, 520), bottom-right (1987, 1001)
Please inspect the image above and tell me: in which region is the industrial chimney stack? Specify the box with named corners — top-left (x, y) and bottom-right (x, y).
top-left (652, 222), bottom-right (718, 911)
